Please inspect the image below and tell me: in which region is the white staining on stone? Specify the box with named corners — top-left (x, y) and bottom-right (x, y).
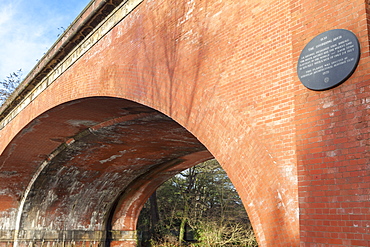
top-left (99, 151), bottom-right (127, 164)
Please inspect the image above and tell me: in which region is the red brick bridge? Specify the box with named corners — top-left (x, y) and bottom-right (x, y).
top-left (0, 0), bottom-right (370, 246)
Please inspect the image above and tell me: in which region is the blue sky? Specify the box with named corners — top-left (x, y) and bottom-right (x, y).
top-left (0, 0), bottom-right (91, 81)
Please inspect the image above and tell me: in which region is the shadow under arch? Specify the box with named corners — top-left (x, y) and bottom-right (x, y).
top-left (7, 96), bottom-right (213, 246)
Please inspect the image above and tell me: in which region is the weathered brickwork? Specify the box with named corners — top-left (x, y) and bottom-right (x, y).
top-left (0, 0), bottom-right (369, 246)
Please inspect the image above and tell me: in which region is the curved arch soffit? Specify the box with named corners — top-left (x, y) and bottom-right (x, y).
top-left (2, 96), bottom-right (213, 237)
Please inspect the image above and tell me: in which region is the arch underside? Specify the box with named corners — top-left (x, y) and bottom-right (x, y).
top-left (1, 97), bottom-right (212, 243)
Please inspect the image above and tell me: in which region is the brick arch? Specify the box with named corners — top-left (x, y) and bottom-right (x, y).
top-left (1, 94), bottom-right (297, 246)
top-left (0, 64), bottom-right (299, 246)
top-left (108, 150), bottom-right (213, 231)
top-left (0, 0), bottom-right (299, 245)
top-left (6, 97), bottom-right (212, 242)
top-left (0, 56), bottom-right (299, 245)
top-left (2, 0), bottom-right (370, 245)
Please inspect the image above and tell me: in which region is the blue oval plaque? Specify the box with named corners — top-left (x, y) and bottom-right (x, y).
top-left (297, 29), bottom-right (360, 91)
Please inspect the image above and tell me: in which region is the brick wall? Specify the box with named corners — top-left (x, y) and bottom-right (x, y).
top-left (0, 0), bottom-right (369, 246)
top-left (292, 0), bottom-right (370, 245)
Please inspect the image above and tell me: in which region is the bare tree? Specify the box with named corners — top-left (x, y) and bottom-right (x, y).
top-left (137, 160), bottom-right (257, 247)
top-left (0, 69), bottom-right (22, 104)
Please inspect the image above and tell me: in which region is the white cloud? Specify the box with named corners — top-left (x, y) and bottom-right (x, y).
top-left (0, 0), bottom-right (50, 79)
top-left (0, 3), bottom-right (14, 27)
top-left (0, 0), bottom-right (90, 81)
